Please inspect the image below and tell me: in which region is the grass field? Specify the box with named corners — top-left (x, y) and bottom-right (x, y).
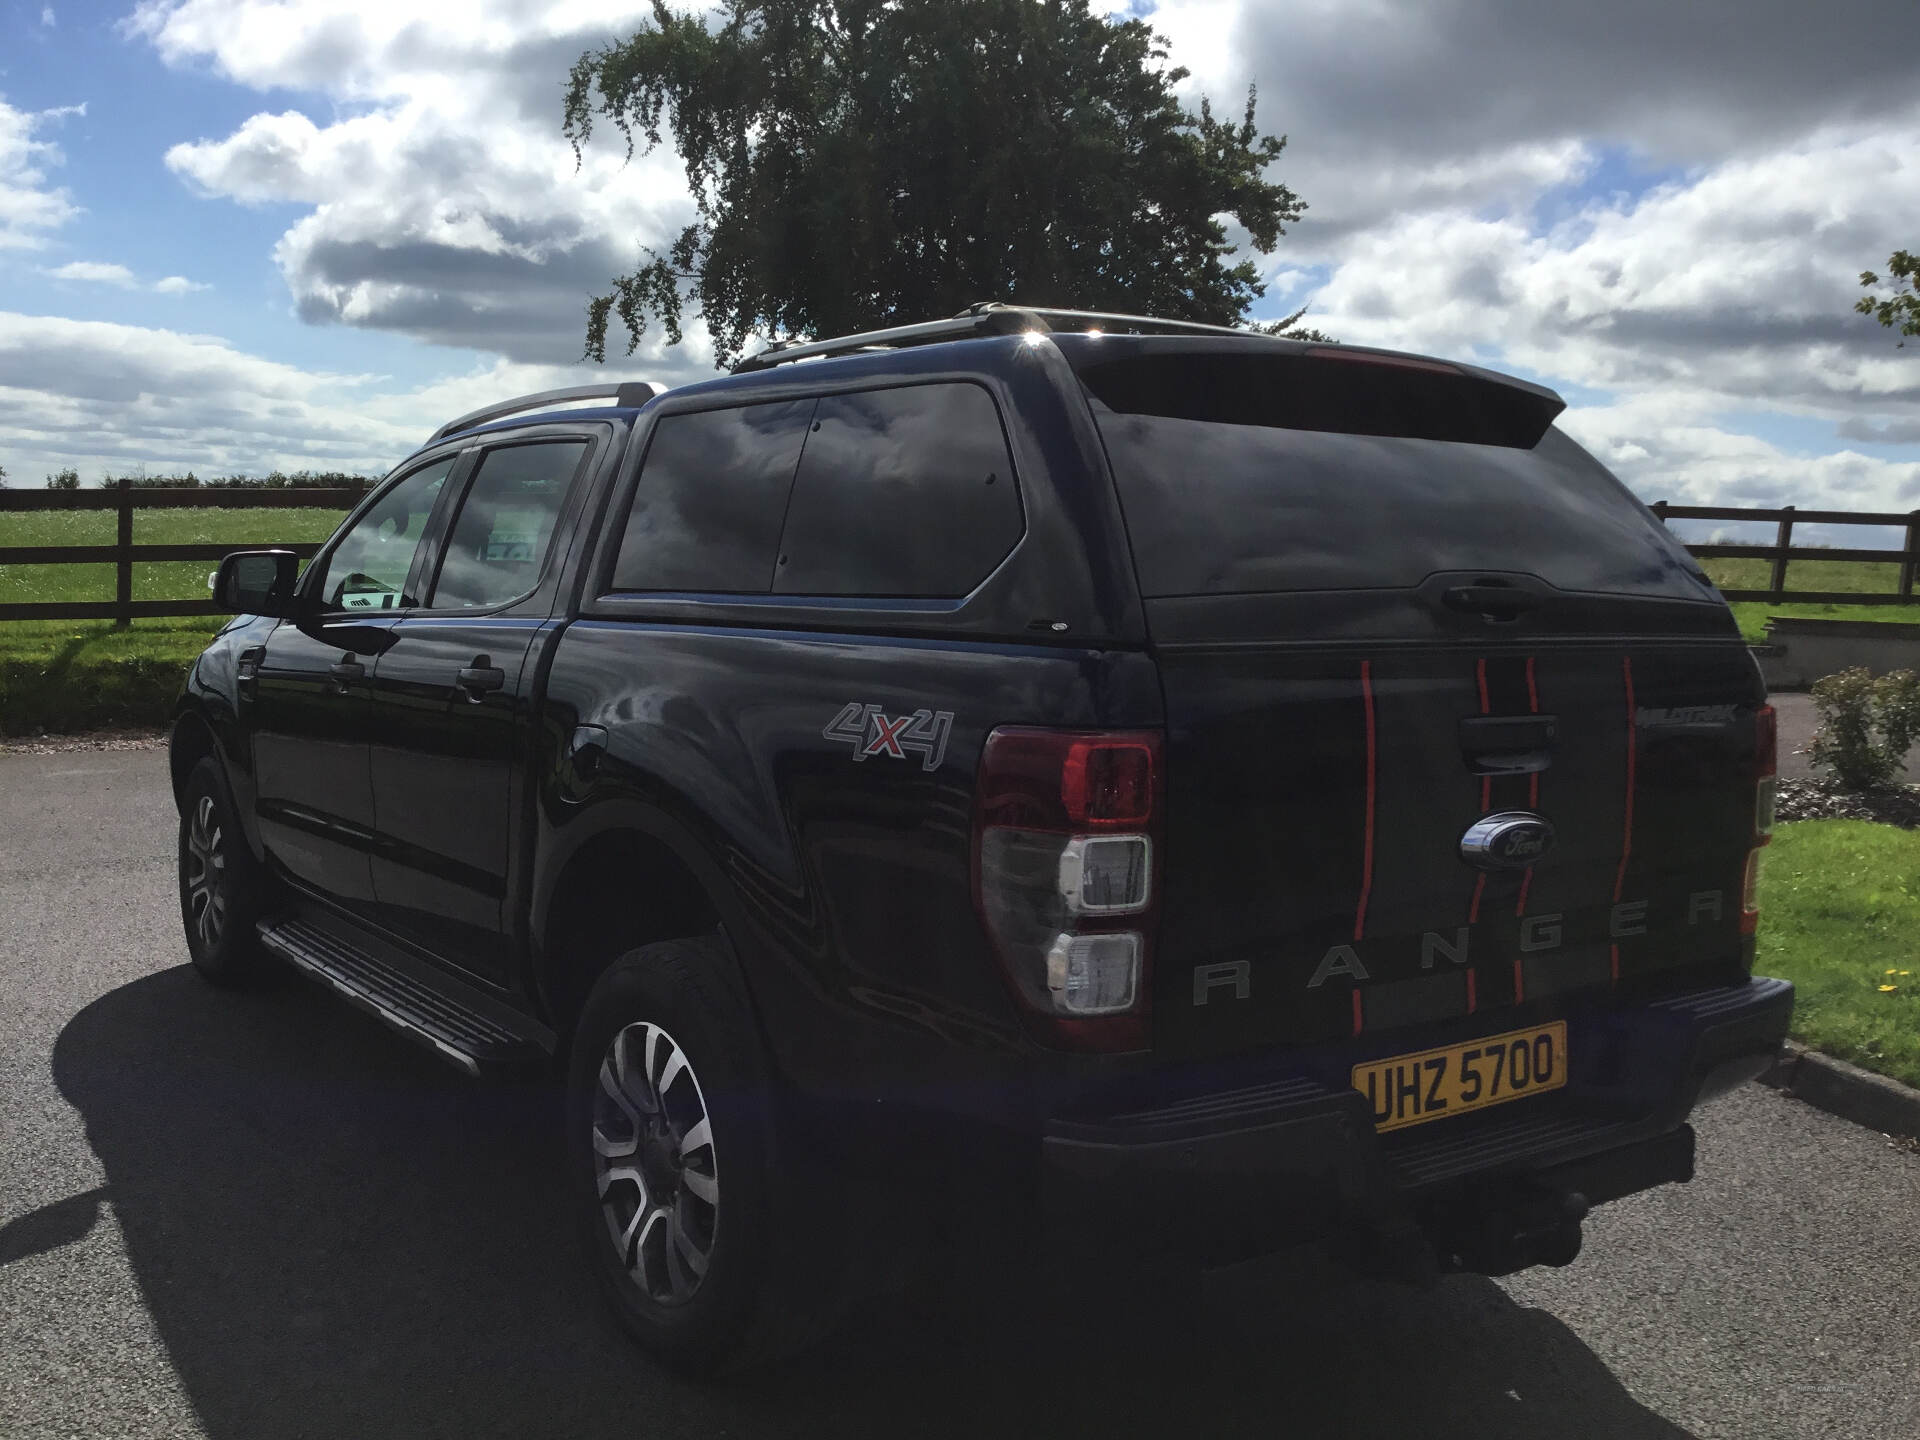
top-left (0, 507), bottom-right (346, 732)
top-left (1759, 820), bottom-right (1920, 1090)
top-left (1695, 555), bottom-right (1920, 641)
top-left (4, 513), bottom-right (1920, 728)
top-left (0, 506), bottom-right (347, 612)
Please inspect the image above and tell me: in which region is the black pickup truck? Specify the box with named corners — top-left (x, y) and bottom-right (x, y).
top-left (173, 303), bottom-right (1791, 1372)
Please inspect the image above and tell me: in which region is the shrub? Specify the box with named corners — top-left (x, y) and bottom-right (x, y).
top-left (1810, 667), bottom-right (1920, 790)
top-left (45, 467), bottom-right (79, 490)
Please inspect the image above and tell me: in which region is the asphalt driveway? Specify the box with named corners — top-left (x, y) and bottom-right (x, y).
top-left (2, 745), bottom-right (1917, 1439)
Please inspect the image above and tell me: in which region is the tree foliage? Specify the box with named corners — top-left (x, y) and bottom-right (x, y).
top-left (1857, 250), bottom-right (1920, 347)
top-left (566, 0), bottom-right (1308, 367)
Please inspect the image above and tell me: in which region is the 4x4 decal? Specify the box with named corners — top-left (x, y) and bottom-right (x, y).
top-left (822, 703), bottom-right (954, 771)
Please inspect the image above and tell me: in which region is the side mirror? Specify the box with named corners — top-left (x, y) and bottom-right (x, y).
top-left (211, 550), bottom-right (302, 617)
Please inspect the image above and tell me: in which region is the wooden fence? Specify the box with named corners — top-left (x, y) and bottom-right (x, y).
top-left (0, 479), bottom-right (369, 624)
top-left (1650, 502), bottom-right (1920, 606)
top-left (3, 484), bottom-right (1918, 626)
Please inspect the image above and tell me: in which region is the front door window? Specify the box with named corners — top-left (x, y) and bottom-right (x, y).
top-left (314, 457), bottom-right (456, 611)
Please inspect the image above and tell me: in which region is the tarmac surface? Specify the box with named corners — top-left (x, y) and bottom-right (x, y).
top-left (2, 746), bottom-right (1916, 1439)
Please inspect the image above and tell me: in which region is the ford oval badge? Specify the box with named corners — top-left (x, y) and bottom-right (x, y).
top-left (1460, 811), bottom-right (1555, 871)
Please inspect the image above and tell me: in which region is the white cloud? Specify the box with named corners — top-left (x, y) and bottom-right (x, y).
top-left (0, 310), bottom-right (677, 482)
top-left (47, 260), bottom-right (139, 287)
top-left (44, 262), bottom-right (211, 294)
top-left (1304, 116), bottom-right (1920, 435)
top-left (143, 2), bottom-right (704, 364)
top-left (97, 0), bottom-right (1920, 517)
top-left (0, 97), bottom-right (83, 251)
top-left (40, 6), bottom-right (55, 27)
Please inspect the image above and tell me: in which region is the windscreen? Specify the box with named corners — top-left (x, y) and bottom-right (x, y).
top-left (1075, 348), bottom-right (1705, 600)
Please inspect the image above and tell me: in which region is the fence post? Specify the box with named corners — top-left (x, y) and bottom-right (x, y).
top-left (1770, 505), bottom-right (1795, 603)
top-left (1651, 500), bottom-right (1669, 525)
top-left (1902, 511), bottom-right (1920, 602)
top-left (114, 476), bottom-right (133, 629)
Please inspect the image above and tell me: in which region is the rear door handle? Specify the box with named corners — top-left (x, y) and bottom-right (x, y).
top-left (328, 657), bottom-right (364, 693)
top-left (1460, 714), bottom-right (1558, 775)
top-left (1443, 585), bottom-right (1540, 622)
top-left (456, 658), bottom-right (506, 700)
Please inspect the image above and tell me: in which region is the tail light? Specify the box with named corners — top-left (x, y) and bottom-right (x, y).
top-left (972, 728), bottom-right (1162, 1051)
top-left (1744, 704), bottom-right (1776, 935)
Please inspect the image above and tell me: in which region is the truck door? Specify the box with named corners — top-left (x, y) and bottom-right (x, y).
top-left (251, 455), bottom-right (461, 905)
top-left (364, 432), bottom-right (600, 985)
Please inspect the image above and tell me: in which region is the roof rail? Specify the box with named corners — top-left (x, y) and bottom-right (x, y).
top-left (730, 302), bottom-right (1259, 373)
top-left (428, 381), bottom-right (669, 444)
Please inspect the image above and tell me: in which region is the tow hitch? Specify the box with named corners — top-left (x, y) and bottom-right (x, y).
top-left (1424, 1185), bottom-right (1591, 1277)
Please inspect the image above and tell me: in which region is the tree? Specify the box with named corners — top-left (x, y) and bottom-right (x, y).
top-left (1857, 250), bottom-right (1920, 346)
top-left (566, 0), bottom-right (1308, 368)
top-left (46, 467), bottom-right (78, 490)
top-left (0, 463), bottom-right (8, 489)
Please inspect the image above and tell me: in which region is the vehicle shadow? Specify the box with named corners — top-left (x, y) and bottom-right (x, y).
top-left (51, 969), bottom-right (1696, 1440)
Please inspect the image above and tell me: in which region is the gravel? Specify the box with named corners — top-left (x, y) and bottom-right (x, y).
top-left (1775, 778), bottom-right (1920, 828)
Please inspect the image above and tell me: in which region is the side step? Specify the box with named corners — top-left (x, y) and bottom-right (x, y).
top-left (259, 917), bottom-right (553, 1077)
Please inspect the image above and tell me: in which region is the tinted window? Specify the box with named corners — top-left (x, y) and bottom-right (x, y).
top-left (1096, 411), bottom-right (1698, 599)
top-left (431, 440), bottom-right (587, 609)
top-left (773, 383), bottom-right (1023, 598)
top-left (611, 400), bottom-right (813, 592)
top-left (315, 457), bottom-right (455, 611)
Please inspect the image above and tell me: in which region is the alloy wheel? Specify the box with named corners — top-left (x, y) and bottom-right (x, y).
top-left (592, 1021), bottom-right (720, 1306)
top-left (184, 793), bottom-right (229, 954)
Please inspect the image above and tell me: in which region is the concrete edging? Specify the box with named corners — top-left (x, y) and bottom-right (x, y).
top-left (1758, 1041), bottom-right (1920, 1141)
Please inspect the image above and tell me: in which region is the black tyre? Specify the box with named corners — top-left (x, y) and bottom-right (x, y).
top-left (177, 756), bottom-right (272, 986)
top-left (568, 935), bottom-right (808, 1374)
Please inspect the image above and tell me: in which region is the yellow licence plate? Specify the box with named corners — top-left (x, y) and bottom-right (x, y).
top-left (1352, 1022), bottom-right (1567, 1133)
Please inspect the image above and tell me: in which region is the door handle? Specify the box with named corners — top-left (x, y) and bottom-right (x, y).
top-left (456, 658), bottom-right (506, 700)
top-left (1442, 585), bottom-right (1540, 623)
top-left (328, 656), bottom-right (364, 693)
top-left (1459, 714), bottom-right (1558, 775)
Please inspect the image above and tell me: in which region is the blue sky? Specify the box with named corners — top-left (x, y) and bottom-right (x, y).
top-left (2, 2), bottom-right (466, 389)
top-left (1, 0), bottom-right (1917, 505)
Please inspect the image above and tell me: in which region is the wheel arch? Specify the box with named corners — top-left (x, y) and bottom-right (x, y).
top-left (532, 801), bottom-right (765, 1051)
top-left (168, 706), bottom-right (220, 813)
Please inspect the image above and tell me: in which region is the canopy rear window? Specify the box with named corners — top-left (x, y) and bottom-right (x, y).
top-left (1062, 341), bottom-right (1700, 602)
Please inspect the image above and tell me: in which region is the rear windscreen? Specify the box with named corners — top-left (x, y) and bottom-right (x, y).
top-left (1079, 353), bottom-right (1702, 600)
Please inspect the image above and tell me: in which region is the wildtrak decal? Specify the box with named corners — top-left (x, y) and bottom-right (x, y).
top-left (1636, 704), bottom-right (1738, 728)
top-left (822, 703), bottom-right (954, 772)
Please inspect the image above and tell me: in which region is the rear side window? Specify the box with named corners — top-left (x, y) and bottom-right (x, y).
top-left (773, 383), bottom-right (1022, 598)
top-left (431, 440), bottom-right (587, 609)
top-left (611, 400), bottom-right (814, 592)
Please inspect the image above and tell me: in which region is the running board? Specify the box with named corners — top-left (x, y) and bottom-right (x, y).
top-left (258, 917), bottom-right (552, 1077)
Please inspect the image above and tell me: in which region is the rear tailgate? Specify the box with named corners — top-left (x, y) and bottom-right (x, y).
top-left (1061, 337), bottom-right (1767, 1064)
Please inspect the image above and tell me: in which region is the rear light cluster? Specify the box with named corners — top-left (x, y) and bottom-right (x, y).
top-left (1743, 704), bottom-right (1777, 936)
top-left (972, 728), bottom-right (1162, 1051)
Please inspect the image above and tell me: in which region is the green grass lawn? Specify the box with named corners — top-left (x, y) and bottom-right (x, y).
top-left (0, 505), bottom-right (346, 609)
top-left (1693, 557), bottom-right (1920, 641)
top-left (0, 507), bottom-right (345, 732)
top-left (1759, 820), bottom-right (1920, 1090)
top-left (1700, 555), bottom-right (1909, 596)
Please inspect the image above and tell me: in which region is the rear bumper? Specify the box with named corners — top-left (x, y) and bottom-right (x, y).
top-left (1040, 975), bottom-right (1791, 1265)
